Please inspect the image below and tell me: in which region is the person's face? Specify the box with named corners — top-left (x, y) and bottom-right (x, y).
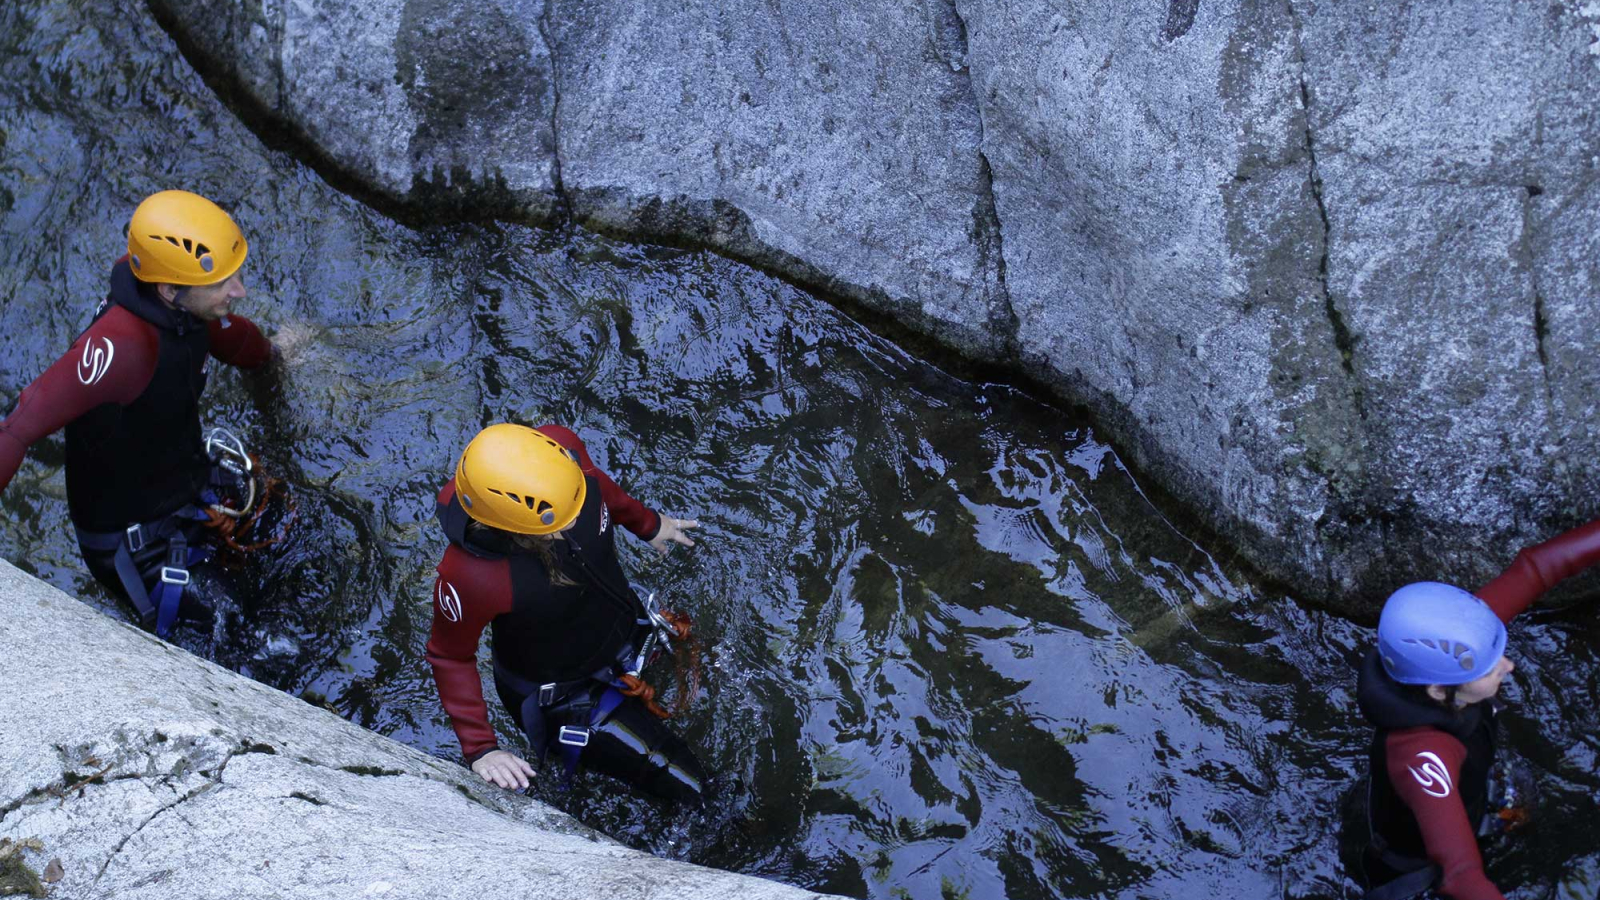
top-left (1431, 654), bottom-right (1515, 707)
top-left (159, 270), bottom-right (246, 321)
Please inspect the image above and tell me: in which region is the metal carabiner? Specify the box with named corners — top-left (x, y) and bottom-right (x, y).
top-left (203, 426), bottom-right (253, 476)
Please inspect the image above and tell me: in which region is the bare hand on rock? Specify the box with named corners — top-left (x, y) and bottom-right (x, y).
top-left (471, 749), bottom-right (534, 790)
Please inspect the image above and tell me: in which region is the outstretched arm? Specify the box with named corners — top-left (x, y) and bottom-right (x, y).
top-left (1475, 518), bottom-right (1600, 622)
top-left (206, 314), bottom-right (272, 369)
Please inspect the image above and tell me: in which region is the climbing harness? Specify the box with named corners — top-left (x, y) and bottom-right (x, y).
top-left (73, 426), bottom-right (293, 637)
top-left (493, 589), bottom-right (702, 790)
top-left (1480, 756), bottom-right (1536, 836)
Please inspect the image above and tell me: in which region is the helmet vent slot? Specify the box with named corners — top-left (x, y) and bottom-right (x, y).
top-left (195, 242), bottom-right (210, 258)
top-left (182, 238), bottom-right (193, 253)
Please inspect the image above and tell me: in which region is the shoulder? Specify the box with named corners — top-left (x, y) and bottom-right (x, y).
top-left (77, 305), bottom-right (159, 365)
top-left (45, 306), bottom-right (159, 400)
top-left (534, 423), bottom-right (596, 469)
top-left (1385, 727), bottom-right (1467, 800)
top-left (436, 544), bottom-right (511, 608)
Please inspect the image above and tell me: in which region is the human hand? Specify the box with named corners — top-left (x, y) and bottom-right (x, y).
top-left (471, 749), bottom-right (535, 790)
top-left (268, 320), bottom-right (317, 366)
top-left (649, 516), bottom-right (699, 555)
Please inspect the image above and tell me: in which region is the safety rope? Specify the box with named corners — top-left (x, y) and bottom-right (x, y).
top-left (618, 609), bottom-right (702, 719)
top-left (201, 453), bottom-right (297, 554)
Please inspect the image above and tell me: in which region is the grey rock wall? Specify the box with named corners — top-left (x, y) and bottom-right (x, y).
top-left (141, 0), bottom-right (1600, 608)
top-left (0, 560), bottom-right (833, 900)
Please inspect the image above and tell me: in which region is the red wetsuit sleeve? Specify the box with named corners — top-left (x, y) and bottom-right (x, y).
top-left (425, 539), bottom-right (515, 762)
top-left (536, 423), bottom-right (662, 540)
top-left (206, 314), bottom-right (271, 369)
top-left (1385, 729), bottom-right (1505, 900)
top-left (0, 308), bottom-right (158, 493)
top-left (1475, 518), bottom-right (1600, 622)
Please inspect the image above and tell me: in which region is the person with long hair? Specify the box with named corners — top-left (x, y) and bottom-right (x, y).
top-left (425, 422), bottom-right (705, 801)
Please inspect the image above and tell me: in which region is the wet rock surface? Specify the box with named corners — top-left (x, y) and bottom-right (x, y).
top-left (140, 0), bottom-right (1600, 608)
top-left (0, 561), bottom-right (833, 900)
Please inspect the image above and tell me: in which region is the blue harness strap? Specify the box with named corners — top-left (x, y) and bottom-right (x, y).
top-left (557, 686), bottom-right (627, 779)
top-left (75, 504), bottom-right (208, 637)
top-left (494, 657), bottom-right (630, 786)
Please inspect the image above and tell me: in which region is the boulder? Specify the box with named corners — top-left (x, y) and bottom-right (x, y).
top-left (0, 560), bottom-right (833, 900)
top-left (142, 0), bottom-right (1600, 607)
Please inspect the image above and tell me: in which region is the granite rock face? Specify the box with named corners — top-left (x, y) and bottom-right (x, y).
top-left (0, 561), bottom-right (833, 900)
top-left (143, 0), bottom-right (1600, 607)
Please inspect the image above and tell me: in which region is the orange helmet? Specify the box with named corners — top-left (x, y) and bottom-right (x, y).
top-left (127, 190), bottom-right (248, 286)
top-left (455, 424), bottom-right (587, 535)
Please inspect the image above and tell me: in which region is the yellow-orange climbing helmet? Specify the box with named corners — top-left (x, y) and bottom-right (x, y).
top-left (455, 424), bottom-right (587, 535)
top-left (126, 190), bottom-right (248, 285)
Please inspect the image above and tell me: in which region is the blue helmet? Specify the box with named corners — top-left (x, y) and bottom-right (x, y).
top-left (1377, 582), bottom-right (1506, 685)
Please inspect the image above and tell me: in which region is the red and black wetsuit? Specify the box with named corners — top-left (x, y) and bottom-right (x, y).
top-left (1358, 519), bottom-right (1600, 900)
top-left (426, 425), bottom-right (705, 802)
top-left (0, 257), bottom-right (270, 599)
top-left (426, 424), bottom-right (661, 762)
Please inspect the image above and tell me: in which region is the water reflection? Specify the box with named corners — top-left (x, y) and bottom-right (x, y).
top-left (5, 2), bottom-right (1600, 899)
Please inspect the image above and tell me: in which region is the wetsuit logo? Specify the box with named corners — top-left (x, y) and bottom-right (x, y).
top-left (435, 580), bottom-right (463, 623)
top-left (77, 337), bottom-right (114, 386)
top-left (599, 504), bottom-right (610, 534)
top-left (1408, 751), bottom-right (1453, 798)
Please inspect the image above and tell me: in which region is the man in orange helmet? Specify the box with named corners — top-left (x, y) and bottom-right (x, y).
top-left (0, 190), bottom-right (276, 636)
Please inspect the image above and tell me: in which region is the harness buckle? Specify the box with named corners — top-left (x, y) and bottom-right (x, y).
top-left (160, 566), bottom-right (191, 587)
top-left (557, 726), bottom-right (590, 748)
top-left (538, 682), bottom-right (557, 707)
top-left (125, 524), bottom-right (146, 553)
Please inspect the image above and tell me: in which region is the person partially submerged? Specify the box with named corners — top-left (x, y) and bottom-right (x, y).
top-left (426, 422), bottom-right (705, 801)
top-left (0, 190), bottom-right (282, 636)
top-left (1356, 517), bottom-right (1600, 899)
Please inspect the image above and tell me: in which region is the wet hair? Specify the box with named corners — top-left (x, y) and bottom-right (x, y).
top-left (465, 520), bottom-right (578, 587)
top-left (1399, 681), bottom-right (1461, 714)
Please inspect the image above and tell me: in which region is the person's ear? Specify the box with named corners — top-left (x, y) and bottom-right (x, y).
top-left (156, 283), bottom-right (180, 305)
top-left (1425, 684), bottom-right (1448, 703)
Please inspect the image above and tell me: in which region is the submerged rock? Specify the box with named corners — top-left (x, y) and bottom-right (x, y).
top-left (144, 0), bottom-right (1600, 608)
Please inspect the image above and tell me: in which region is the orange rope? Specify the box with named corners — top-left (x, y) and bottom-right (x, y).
top-left (202, 456), bottom-right (297, 555)
top-left (619, 609), bottom-right (703, 719)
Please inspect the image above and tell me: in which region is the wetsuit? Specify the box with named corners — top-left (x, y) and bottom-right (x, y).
top-left (426, 424), bottom-right (705, 802)
top-left (0, 257), bottom-right (271, 626)
top-left (1357, 519), bottom-right (1600, 900)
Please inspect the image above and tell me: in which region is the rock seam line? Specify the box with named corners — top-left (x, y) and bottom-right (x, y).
top-left (1286, 0), bottom-right (1365, 422)
top-left (91, 748), bottom-right (241, 886)
top-left (1518, 185), bottom-right (1554, 407)
top-left (944, 0), bottom-right (1019, 359)
top-left (536, 0), bottom-right (569, 213)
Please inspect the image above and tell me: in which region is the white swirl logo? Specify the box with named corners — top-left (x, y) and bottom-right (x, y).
top-left (77, 337), bottom-right (115, 386)
top-left (598, 504), bottom-right (610, 534)
top-left (435, 580), bottom-right (462, 623)
top-left (1408, 751), bottom-right (1453, 799)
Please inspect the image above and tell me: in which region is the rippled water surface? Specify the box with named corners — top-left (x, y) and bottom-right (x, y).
top-left (4, 3), bottom-right (1600, 898)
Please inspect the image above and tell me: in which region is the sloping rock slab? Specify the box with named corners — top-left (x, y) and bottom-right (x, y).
top-left (0, 561), bottom-right (833, 900)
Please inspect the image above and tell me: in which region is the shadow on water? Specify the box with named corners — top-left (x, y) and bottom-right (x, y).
top-left (3, 2), bottom-right (1600, 898)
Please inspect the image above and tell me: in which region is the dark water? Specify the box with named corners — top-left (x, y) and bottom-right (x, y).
top-left (4, 2), bottom-right (1600, 898)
